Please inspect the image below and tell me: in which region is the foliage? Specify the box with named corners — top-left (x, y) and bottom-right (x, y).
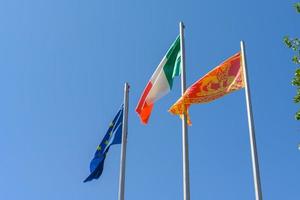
top-left (295, 2), bottom-right (300, 13)
top-left (284, 3), bottom-right (300, 120)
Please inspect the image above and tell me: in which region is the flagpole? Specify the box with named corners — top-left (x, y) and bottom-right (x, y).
top-left (179, 21), bottom-right (190, 200)
top-left (240, 41), bottom-right (263, 200)
top-left (118, 82), bottom-right (129, 200)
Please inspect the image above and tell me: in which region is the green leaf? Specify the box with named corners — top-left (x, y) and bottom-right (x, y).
top-left (292, 55), bottom-right (299, 64)
top-left (295, 68), bottom-right (300, 76)
top-left (294, 94), bottom-right (300, 103)
top-left (284, 36), bottom-right (292, 48)
top-left (295, 2), bottom-right (300, 13)
top-left (292, 77), bottom-right (300, 86)
top-left (295, 111), bottom-right (300, 120)
top-left (292, 75), bottom-right (300, 86)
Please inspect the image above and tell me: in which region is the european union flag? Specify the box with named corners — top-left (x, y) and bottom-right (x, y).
top-left (84, 105), bottom-right (123, 182)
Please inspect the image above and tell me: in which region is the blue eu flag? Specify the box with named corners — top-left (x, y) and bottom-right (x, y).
top-left (84, 105), bottom-right (123, 182)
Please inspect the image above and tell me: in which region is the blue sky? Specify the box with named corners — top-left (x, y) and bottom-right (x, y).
top-left (0, 0), bottom-right (299, 199)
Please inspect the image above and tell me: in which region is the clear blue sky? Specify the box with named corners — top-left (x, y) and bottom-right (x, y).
top-left (1, 0), bottom-right (299, 199)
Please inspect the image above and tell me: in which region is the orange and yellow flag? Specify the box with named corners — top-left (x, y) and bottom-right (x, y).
top-left (169, 52), bottom-right (244, 125)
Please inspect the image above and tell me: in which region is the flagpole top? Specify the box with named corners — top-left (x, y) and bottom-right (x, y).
top-left (179, 21), bottom-right (185, 28)
top-left (124, 82), bottom-right (130, 90)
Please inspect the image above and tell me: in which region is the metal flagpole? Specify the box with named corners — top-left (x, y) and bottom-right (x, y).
top-left (240, 41), bottom-right (263, 200)
top-left (118, 82), bottom-right (129, 200)
top-left (179, 21), bottom-right (190, 200)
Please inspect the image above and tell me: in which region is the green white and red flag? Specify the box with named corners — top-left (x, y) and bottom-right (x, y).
top-left (136, 36), bottom-right (181, 124)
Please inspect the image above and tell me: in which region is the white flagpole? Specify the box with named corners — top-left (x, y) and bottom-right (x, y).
top-left (118, 82), bottom-right (129, 200)
top-left (179, 21), bottom-right (191, 200)
top-left (240, 41), bottom-right (263, 200)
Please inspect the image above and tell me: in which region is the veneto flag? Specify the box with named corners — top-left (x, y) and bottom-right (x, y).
top-left (169, 52), bottom-right (244, 125)
top-left (136, 36), bottom-right (181, 124)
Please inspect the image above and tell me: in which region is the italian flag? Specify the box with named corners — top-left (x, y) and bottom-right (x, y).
top-left (136, 36), bottom-right (181, 124)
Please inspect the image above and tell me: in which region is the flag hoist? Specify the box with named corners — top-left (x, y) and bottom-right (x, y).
top-left (84, 83), bottom-right (130, 200)
top-left (169, 42), bottom-right (263, 200)
top-left (135, 22), bottom-right (190, 200)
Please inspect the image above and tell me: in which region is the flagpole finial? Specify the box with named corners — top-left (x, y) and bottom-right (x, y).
top-left (240, 40), bottom-right (245, 45)
top-left (124, 82), bottom-right (130, 90)
top-left (179, 21), bottom-right (185, 28)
